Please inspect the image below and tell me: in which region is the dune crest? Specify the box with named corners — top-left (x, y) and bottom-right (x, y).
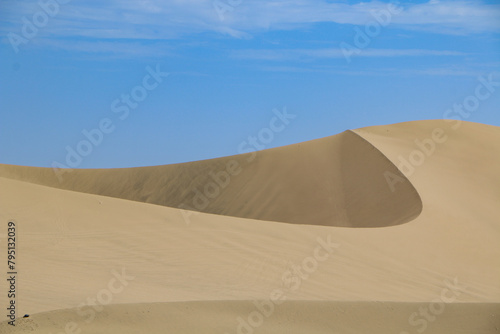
top-left (0, 130), bottom-right (421, 227)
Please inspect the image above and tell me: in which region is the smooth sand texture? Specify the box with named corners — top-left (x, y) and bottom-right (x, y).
top-left (4, 302), bottom-right (500, 334)
top-left (0, 120), bottom-right (499, 333)
top-left (0, 130), bottom-right (422, 227)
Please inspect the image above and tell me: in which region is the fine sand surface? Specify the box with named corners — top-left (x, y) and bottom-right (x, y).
top-left (4, 302), bottom-right (500, 334)
top-left (1, 120), bottom-right (499, 333)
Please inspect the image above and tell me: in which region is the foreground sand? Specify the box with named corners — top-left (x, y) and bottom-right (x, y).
top-left (3, 302), bottom-right (499, 333)
top-left (1, 120), bottom-right (499, 333)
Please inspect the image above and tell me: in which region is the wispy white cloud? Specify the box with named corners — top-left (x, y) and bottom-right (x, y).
top-left (230, 48), bottom-right (468, 60)
top-left (255, 64), bottom-right (491, 76)
top-left (33, 38), bottom-right (175, 59)
top-left (2, 0), bottom-right (499, 39)
top-left (1, 0), bottom-right (498, 55)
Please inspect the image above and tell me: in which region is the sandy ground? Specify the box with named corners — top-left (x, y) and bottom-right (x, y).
top-left (0, 120), bottom-right (499, 333)
top-left (4, 302), bottom-right (500, 334)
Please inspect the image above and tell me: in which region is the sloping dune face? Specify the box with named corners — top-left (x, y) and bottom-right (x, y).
top-left (0, 131), bottom-right (421, 227)
top-left (1, 120), bottom-right (499, 333)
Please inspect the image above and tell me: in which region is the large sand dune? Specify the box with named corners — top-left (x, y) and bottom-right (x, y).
top-left (1, 120), bottom-right (499, 333)
top-left (0, 130), bottom-right (421, 227)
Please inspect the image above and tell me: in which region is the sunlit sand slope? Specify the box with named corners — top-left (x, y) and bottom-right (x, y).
top-left (0, 120), bottom-right (499, 333)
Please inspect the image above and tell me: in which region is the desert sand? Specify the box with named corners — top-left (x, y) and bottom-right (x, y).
top-left (1, 119), bottom-right (499, 333)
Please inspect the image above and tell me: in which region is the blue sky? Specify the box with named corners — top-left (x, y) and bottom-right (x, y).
top-left (0, 0), bottom-right (499, 168)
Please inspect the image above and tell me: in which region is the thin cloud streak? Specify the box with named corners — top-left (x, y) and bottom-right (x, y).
top-left (1, 0), bottom-right (499, 43)
top-left (255, 64), bottom-right (489, 77)
top-left (230, 48), bottom-right (469, 61)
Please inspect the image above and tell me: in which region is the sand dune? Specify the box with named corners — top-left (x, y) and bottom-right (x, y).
top-left (0, 120), bottom-right (499, 333)
top-left (0, 130), bottom-right (421, 227)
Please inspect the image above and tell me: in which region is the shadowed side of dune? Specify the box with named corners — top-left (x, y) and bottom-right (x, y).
top-left (339, 132), bottom-right (422, 227)
top-left (0, 131), bottom-right (421, 227)
top-left (2, 301), bottom-right (498, 334)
